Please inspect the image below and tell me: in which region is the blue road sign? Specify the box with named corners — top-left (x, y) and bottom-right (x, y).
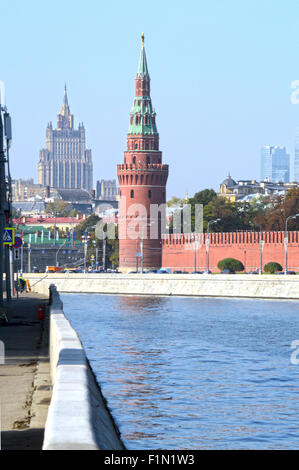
top-left (3, 227), bottom-right (15, 245)
top-left (14, 236), bottom-right (22, 248)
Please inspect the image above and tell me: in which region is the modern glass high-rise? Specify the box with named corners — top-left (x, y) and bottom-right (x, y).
top-left (260, 146), bottom-right (290, 182)
top-left (261, 146), bottom-right (273, 181)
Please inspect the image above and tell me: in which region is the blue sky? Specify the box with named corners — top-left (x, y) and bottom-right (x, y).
top-left (2, 0), bottom-right (299, 198)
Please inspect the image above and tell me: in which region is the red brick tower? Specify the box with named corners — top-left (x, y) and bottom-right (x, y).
top-left (117, 34), bottom-right (169, 272)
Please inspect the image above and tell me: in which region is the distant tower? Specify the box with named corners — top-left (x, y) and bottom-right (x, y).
top-left (38, 85), bottom-right (93, 191)
top-left (261, 145), bottom-right (290, 182)
top-left (117, 34), bottom-right (169, 272)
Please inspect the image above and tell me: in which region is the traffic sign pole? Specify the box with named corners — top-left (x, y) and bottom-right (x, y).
top-left (0, 107), bottom-right (5, 307)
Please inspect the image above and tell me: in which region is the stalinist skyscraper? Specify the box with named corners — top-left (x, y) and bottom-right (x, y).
top-left (38, 85), bottom-right (93, 191)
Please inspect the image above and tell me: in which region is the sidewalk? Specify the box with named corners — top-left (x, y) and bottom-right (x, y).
top-left (0, 291), bottom-right (51, 450)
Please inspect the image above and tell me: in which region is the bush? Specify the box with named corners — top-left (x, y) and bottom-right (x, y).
top-left (263, 262), bottom-right (283, 274)
top-left (217, 258), bottom-right (245, 272)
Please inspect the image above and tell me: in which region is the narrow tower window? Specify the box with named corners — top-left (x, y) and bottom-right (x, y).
top-left (148, 190), bottom-right (152, 199)
top-left (130, 190), bottom-right (134, 198)
top-left (133, 156), bottom-right (136, 164)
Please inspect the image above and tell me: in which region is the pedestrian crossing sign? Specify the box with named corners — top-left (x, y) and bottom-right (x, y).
top-left (3, 227), bottom-right (15, 245)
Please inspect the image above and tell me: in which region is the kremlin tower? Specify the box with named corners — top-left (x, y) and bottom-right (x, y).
top-left (117, 35), bottom-right (169, 272)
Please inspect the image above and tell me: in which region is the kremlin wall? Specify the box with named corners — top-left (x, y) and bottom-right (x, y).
top-left (162, 231), bottom-right (299, 272)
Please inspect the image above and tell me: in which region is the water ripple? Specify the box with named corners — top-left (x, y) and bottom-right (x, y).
top-left (62, 294), bottom-right (299, 450)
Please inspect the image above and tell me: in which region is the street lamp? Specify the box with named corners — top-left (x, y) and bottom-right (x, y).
top-left (92, 240), bottom-right (98, 268)
top-left (206, 218), bottom-right (221, 273)
top-left (140, 220), bottom-right (155, 274)
top-left (81, 233), bottom-right (90, 272)
top-left (193, 234), bottom-right (198, 273)
top-left (259, 226), bottom-right (264, 275)
top-left (56, 239), bottom-right (67, 267)
top-left (285, 214), bottom-right (299, 274)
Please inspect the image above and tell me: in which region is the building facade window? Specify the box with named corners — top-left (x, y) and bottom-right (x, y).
top-left (130, 189), bottom-right (134, 198)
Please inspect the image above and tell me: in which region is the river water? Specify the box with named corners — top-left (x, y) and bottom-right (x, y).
top-left (61, 294), bottom-right (299, 450)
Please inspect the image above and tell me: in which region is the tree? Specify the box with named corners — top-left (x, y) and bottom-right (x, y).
top-left (264, 262), bottom-right (283, 274)
top-left (167, 196), bottom-right (186, 207)
top-left (190, 188), bottom-right (217, 207)
top-left (75, 214), bottom-right (100, 239)
top-left (217, 258), bottom-right (245, 272)
top-left (256, 188), bottom-right (299, 232)
top-left (46, 200), bottom-right (72, 217)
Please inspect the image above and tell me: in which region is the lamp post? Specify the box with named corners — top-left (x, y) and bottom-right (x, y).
top-left (285, 214), bottom-right (299, 274)
top-left (193, 235), bottom-right (198, 273)
top-left (56, 239), bottom-right (67, 267)
top-left (92, 240), bottom-right (98, 268)
top-left (102, 235), bottom-right (106, 271)
top-left (141, 221), bottom-right (155, 274)
top-left (81, 233), bottom-right (90, 272)
top-left (206, 219), bottom-right (221, 273)
top-left (259, 226), bottom-right (264, 275)
top-left (53, 212), bottom-right (57, 246)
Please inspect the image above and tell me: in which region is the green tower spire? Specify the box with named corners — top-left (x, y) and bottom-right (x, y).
top-left (128, 34), bottom-right (158, 136)
top-left (137, 33), bottom-right (149, 78)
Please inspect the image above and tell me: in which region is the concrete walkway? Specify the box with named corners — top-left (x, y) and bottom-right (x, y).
top-left (0, 292), bottom-right (51, 450)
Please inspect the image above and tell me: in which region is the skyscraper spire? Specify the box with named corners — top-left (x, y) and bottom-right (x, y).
top-left (64, 82), bottom-right (68, 107)
top-left (57, 84), bottom-right (73, 129)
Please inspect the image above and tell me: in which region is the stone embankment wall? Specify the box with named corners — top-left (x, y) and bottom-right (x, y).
top-left (28, 273), bottom-right (299, 300)
top-left (32, 283), bottom-right (124, 450)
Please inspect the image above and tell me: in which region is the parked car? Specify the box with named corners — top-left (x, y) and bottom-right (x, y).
top-left (247, 270), bottom-right (259, 274)
top-left (220, 269), bottom-right (235, 274)
top-left (157, 269), bottom-right (170, 274)
top-left (192, 271), bottom-right (203, 274)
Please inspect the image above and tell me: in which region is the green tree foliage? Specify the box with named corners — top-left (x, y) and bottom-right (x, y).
top-left (190, 188), bottom-right (217, 207)
top-left (256, 188), bottom-right (299, 231)
top-left (167, 196), bottom-right (186, 207)
top-left (263, 262), bottom-right (283, 274)
top-left (171, 186), bottom-right (299, 234)
top-left (217, 258), bottom-right (245, 272)
top-left (75, 214), bottom-right (100, 239)
top-left (46, 200), bottom-right (72, 217)
top-left (46, 200), bottom-right (83, 218)
top-left (77, 215), bottom-right (119, 269)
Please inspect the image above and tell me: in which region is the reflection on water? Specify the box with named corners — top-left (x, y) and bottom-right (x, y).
top-left (62, 294), bottom-right (299, 450)
top-left (115, 295), bottom-right (167, 313)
